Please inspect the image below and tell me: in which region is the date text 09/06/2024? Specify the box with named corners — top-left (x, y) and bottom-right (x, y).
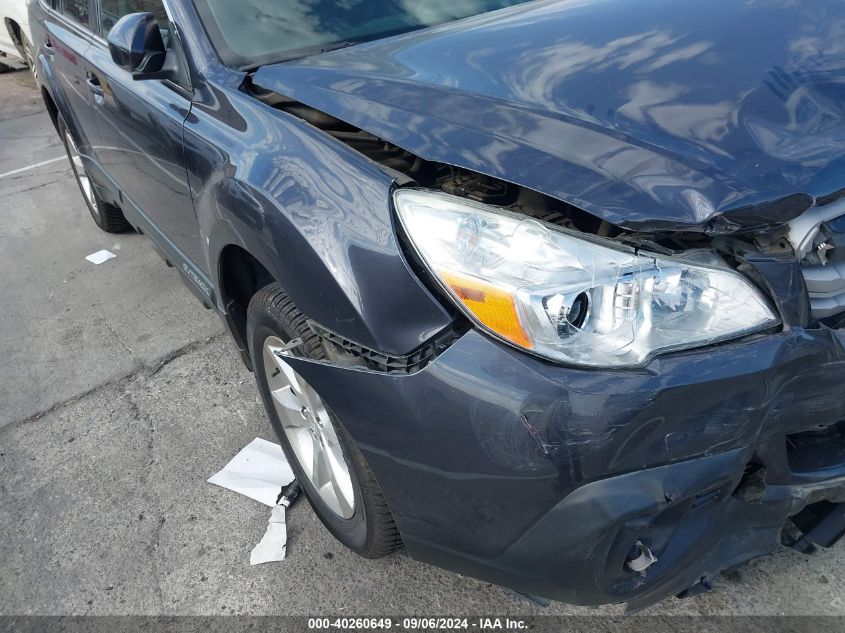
top-left (307, 618), bottom-right (528, 630)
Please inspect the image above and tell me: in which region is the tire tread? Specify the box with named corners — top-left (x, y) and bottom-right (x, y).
top-left (248, 283), bottom-right (402, 558)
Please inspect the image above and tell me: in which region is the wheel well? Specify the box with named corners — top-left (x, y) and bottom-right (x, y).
top-left (4, 19), bottom-right (21, 47)
top-left (218, 245), bottom-right (274, 369)
top-left (41, 88), bottom-right (59, 133)
top-left (4, 19), bottom-right (28, 61)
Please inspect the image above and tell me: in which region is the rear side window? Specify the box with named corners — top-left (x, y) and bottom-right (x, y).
top-left (99, 0), bottom-right (169, 36)
top-left (62, 0), bottom-right (91, 27)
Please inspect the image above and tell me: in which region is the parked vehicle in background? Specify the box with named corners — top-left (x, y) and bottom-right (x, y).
top-left (30, 0), bottom-right (845, 611)
top-left (0, 0), bottom-right (34, 72)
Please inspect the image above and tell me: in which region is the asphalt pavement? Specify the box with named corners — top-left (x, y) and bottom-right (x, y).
top-left (1, 68), bottom-right (844, 618)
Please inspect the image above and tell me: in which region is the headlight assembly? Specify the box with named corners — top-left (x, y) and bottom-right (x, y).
top-left (394, 189), bottom-right (779, 368)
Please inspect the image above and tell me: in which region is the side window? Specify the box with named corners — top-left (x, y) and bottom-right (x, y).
top-left (62, 0), bottom-right (91, 27)
top-left (99, 0), bottom-right (169, 36)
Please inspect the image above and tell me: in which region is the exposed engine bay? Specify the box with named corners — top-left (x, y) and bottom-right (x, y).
top-left (250, 86), bottom-right (602, 228)
top-left (788, 199), bottom-right (845, 322)
top-left (249, 82), bottom-right (845, 329)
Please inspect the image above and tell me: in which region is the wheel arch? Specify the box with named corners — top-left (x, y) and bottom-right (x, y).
top-left (3, 17), bottom-right (23, 51)
top-left (215, 243), bottom-right (275, 370)
top-left (35, 47), bottom-right (71, 138)
top-left (41, 85), bottom-right (59, 133)
top-left (201, 172), bottom-right (404, 370)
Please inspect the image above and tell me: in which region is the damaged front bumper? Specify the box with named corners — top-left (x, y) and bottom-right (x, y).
top-left (284, 320), bottom-right (845, 609)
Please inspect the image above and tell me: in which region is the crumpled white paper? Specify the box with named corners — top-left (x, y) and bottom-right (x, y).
top-left (250, 503), bottom-right (288, 565)
top-left (208, 438), bottom-right (298, 565)
top-left (85, 250), bottom-right (116, 265)
top-left (208, 437), bottom-right (295, 507)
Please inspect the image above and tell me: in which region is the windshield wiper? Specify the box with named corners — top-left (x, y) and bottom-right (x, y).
top-left (239, 40), bottom-right (362, 72)
top-left (317, 41), bottom-right (358, 54)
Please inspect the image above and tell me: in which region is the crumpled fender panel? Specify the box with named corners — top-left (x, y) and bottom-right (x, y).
top-left (183, 71), bottom-right (453, 355)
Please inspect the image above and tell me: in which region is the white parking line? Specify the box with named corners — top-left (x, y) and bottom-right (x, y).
top-left (0, 156), bottom-right (66, 180)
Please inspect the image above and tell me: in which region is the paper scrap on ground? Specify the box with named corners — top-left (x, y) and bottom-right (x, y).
top-left (85, 250), bottom-right (116, 265)
top-left (208, 437), bottom-right (295, 507)
top-left (250, 504), bottom-right (288, 565)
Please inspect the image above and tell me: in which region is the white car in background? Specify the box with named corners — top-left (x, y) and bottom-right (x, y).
top-left (0, 0), bottom-right (33, 73)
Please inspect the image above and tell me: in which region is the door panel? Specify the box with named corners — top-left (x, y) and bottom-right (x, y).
top-left (85, 34), bottom-right (206, 280)
top-left (42, 3), bottom-right (96, 151)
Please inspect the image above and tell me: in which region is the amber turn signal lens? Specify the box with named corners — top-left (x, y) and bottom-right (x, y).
top-left (440, 271), bottom-right (533, 349)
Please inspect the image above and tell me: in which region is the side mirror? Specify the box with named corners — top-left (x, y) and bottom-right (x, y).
top-left (107, 12), bottom-right (167, 79)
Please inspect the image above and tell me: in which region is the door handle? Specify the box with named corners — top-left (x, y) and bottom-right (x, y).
top-left (86, 74), bottom-right (105, 105)
top-left (43, 37), bottom-right (54, 57)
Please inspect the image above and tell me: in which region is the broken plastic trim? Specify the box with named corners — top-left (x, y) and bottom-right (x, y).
top-left (277, 479), bottom-right (302, 507)
top-left (625, 540), bottom-right (658, 573)
top-left (307, 320), bottom-right (463, 374)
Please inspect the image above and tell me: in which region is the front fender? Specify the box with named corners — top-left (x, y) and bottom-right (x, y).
top-left (192, 74), bottom-right (451, 355)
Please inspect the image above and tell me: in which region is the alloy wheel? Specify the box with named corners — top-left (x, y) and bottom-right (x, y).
top-left (263, 336), bottom-right (355, 519)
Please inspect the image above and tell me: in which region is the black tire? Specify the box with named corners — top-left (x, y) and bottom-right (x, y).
top-left (247, 282), bottom-right (402, 558)
top-left (58, 118), bottom-right (130, 233)
top-left (0, 60), bottom-right (9, 74)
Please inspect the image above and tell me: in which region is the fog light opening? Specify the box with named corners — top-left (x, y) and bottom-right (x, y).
top-left (625, 539), bottom-right (658, 573)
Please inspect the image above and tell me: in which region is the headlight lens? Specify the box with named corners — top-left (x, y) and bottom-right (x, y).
top-left (395, 189), bottom-right (779, 367)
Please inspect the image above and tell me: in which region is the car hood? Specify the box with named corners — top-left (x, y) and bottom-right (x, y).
top-left (252, 0), bottom-right (845, 232)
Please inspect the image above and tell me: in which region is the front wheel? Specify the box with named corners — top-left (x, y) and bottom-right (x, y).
top-left (247, 283), bottom-right (402, 558)
top-left (58, 119), bottom-right (130, 233)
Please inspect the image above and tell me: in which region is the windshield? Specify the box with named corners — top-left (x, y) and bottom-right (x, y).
top-left (192, 0), bottom-right (535, 68)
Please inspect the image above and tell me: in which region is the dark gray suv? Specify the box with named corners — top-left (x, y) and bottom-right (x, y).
top-left (32, 0), bottom-right (845, 609)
